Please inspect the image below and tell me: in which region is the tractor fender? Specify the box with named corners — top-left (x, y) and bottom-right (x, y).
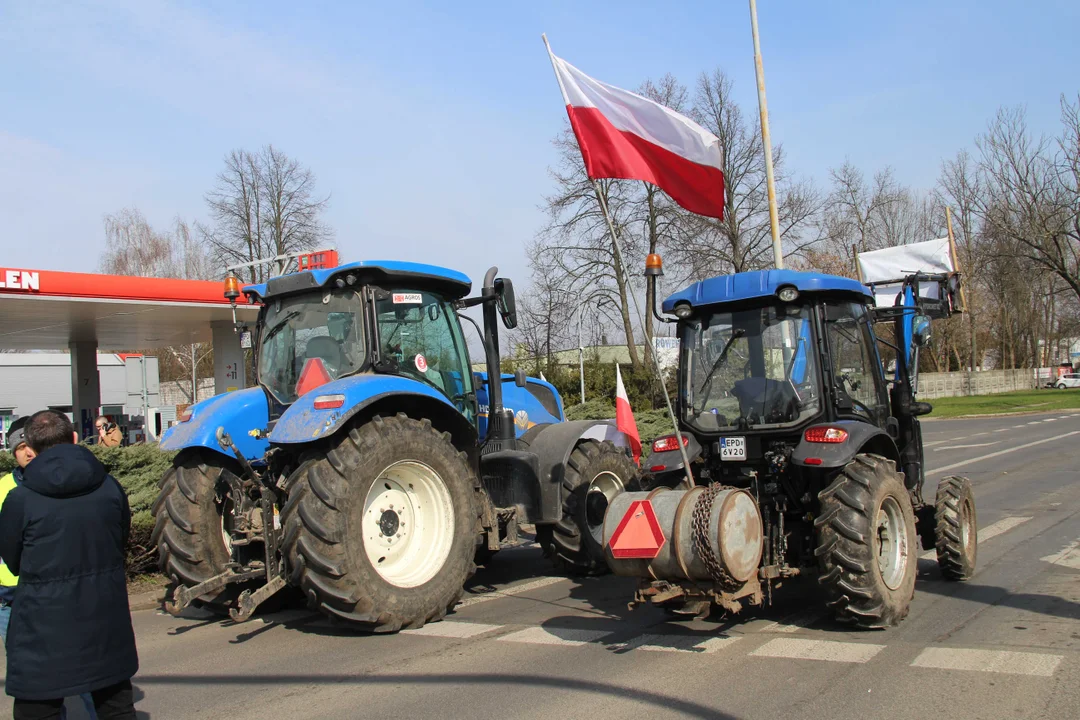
top-left (644, 433), bottom-right (703, 475)
top-left (159, 387), bottom-right (270, 463)
top-left (523, 419), bottom-right (633, 523)
top-left (791, 420), bottom-right (900, 469)
top-left (268, 373), bottom-right (476, 447)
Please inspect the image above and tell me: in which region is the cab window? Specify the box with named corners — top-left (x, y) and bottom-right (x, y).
top-left (824, 302), bottom-right (887, 422)
top-left (373, 289), bottom-right (474, 420)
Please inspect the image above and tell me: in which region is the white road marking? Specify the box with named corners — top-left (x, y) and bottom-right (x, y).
top-left (750, 638), bottom-right (885, 664)
top-left (934, 441), bottom-right (999, 451)
top-left (924, 440), bottom-right (951, 447)
top-left (911, 647), bottom-right (1063, 677)
top-left (1040, 539), bottom-right (1080, 570)
top-left (615, 633), bottom-right (742, 654)
top-left (402, 621), bottom-right (504, 638)
top-left (499, 626), bottom-right (609, 646)
top-left (759, 609), bottom-right (827, 633)
top-left (457, 576), bottom-right (567, 608)
top-left (1042, 418), bottom-right (1057, 422)
top-left (1027, 421), bottom-right (1042, 425)
top-left (928, 431), bottom-right (1080, 475)
top-left (994, 428), bottom-right (1009, 432)
top-left (919, 516), bottom-right (1032, 560)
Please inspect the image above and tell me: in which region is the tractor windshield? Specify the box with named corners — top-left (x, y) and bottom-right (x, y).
top-left (257, 288), bottom-right (366, 404)
top-left (680, 304), bottom-right (821, 432)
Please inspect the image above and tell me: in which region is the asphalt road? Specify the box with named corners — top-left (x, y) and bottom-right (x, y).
top-left (5, 410), bottom-right (1080, 719)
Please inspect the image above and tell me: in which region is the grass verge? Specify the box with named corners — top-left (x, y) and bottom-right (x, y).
top-left (927, 388), bottom-right (1080, 418)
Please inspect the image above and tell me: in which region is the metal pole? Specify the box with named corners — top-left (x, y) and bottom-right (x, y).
top-left (577, 303), bottom-right (586, 405)
top-left (191, 344), bottom-right (198, 404)
top-left (749, 0), bottom-right (783, 270)
top-left (591, 180), bottom-right (694, 489)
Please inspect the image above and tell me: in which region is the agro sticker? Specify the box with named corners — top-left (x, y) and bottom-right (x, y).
top-left (393, 293), bottom-right (423, 304)
top-left (414, 354), bottom-right (428, 373)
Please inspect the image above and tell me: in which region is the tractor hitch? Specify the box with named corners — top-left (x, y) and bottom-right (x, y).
top-left (164, 565), bottom-right (265, 616)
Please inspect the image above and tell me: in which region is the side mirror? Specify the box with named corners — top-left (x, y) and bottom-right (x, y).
top-left (912, 315), bottom-right (931, 347)
top-left (494, 278), bottom-right (517, 329)
top-left (514, 368), bottom-right (527, 387)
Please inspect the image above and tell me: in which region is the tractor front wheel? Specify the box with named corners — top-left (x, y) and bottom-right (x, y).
top-left (935, 475), bottom-right (977, 580)
top-left (815, 454), bottom-right (917, 628)
top-left (548, 440), bottom-right (641, 575)
top-left (151, 451), bottom-right (249, 614)
top-left (281, 414), bottom-right (481, 632)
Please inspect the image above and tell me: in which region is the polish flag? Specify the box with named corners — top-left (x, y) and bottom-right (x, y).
top-left (615, 364), bottom-right (642, 464)
top-left (545, 43), bottom-right (725, 219)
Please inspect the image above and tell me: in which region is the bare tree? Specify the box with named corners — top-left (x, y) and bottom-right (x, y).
top-left (669, 69), bottom-right (820, 279)
top-left (938, 149), bottom-right (985, 370)
top-left (98, 209), bottom-right (216, 398)
top-left (819, 163), bottom-right (905, 273)
top-left (202, 146), bottom-right (332, 283)
top-left (976, 105), bottom-right (1080, 302)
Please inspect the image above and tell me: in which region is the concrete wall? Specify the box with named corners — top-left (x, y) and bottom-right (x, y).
top-left (915, 369), bottom-right (1035, 399)
top-left (160, 378), bottom-right (216, 407)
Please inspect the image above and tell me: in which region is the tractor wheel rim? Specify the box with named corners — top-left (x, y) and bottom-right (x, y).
top-left (961, 496), bottom-right (975, 555)
top-left (219, 495), bottom-right (234, 555)
top-left (363, 460), bottom-right (455, 588)
top-left (585, 470), bottom-right (625, 539)
top-left (876, 496), bottom-right (909, 590)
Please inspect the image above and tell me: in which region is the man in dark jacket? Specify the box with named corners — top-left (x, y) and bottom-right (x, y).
top-left (0, 410), bottom-right (139, 719)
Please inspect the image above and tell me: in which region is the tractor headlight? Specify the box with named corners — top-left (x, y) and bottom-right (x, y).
top-left (674, 302), bottom-right (693, 319)
top-left (777, 286), bottom-right (799, 303)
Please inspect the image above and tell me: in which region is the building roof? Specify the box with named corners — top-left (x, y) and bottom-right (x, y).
top-left (0, 352), bottom-right (128, 367)
top-left (0, 268), bottom-right (258, 351)
top-left (662, 269), bottom-right (871, 313)
top-left (242, 261), bottom-right (473, 301)
top-left (547, 345), bottom-right (648, 365)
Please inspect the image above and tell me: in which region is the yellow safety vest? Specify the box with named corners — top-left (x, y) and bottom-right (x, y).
top-left (0, 472), bottom-right (18, 588)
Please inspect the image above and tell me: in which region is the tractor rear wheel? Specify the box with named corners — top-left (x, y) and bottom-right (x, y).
top-left (815, 454), bottom-right (917, 628)
top-left (281, 414), bottom-right (481, 632)
top-left (548, 440), bottom-right (641, 575)
top-left (151, 451), bottom-right (248, 614)
top-left (935, 475), bottom-right (977, 580)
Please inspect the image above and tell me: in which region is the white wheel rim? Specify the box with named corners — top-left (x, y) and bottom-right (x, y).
top-left (363, 461), bottom-right (455, 588)
top-left (219, 496), bottom-right (234, 555)
top-left (584, 470), bottom-right (625, 542)
top-left (876, 496), bottom-right (909, 590)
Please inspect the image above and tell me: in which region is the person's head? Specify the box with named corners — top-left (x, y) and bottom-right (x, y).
top-left (26, 410), bottom-right (78, 454)
top-left (6, 416), bottom-right (36, 469)
top-left (94, 416), bottom-right (113, 437)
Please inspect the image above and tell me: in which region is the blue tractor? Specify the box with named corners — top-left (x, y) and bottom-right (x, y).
top-left (152, 260), bottom-right (639, 631)
top-left (602, 256), bottom-right (976, 628)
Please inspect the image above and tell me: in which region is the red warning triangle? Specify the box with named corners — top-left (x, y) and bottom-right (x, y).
top-left (608, 499), bottom-right (666, 559)
top-left (296, 357), bottom-right (333, 397)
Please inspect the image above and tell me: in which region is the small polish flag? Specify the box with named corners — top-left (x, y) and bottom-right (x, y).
top-left (615, 364), bottom-right (641, 464)
top-left (544, 39), bottom-right (725, 219)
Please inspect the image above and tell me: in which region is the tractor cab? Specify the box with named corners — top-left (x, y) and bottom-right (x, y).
top-left (654, 270), bottom-right (891, 480)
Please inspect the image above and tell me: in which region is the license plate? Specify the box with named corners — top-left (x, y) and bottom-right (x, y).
top-left (719, 436), bottom-right (746, 461)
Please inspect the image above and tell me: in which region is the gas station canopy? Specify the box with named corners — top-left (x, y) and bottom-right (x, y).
top-left (0, 268), bottom-right (259, 351)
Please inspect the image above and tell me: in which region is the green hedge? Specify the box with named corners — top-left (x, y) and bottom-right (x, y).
top-left (0, 444), bottom-right (175, 575)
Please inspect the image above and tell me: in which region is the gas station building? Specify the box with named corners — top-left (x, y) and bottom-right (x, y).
top-left (0, 267), bottom-right (258, 444)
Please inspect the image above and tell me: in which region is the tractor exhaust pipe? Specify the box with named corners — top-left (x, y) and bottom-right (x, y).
top-left (604, 488), bottom-right (763, 584)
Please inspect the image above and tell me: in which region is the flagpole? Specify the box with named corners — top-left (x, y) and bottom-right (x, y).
top-left (749, 0), bottom-right (783, 270)
top-left (591, 179), bottom-right (694, 489)
top-left (542, 34), bottom-right (694, 489)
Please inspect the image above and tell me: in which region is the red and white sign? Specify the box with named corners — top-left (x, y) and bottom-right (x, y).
top-left (608, 499), bottom-right (666, 559)
top-left (414, 354), bottom-right (428, 373)
top-left (393, 293), bottom-right (423, 304)
top-left (615, 364), bottom-right (642, 464)
top-left (546, 46), bottom-right (725, 219)
top-left (0, 269), bottom-right (40, 291)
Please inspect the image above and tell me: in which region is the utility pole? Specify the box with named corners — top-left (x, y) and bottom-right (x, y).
top-left (749, 0), bottom-right (783, 269)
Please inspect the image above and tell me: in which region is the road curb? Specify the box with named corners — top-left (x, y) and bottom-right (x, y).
top-left (129, 587), bottom-right (167, 612)
top-left (924, 408), bottom-right (1080, 421)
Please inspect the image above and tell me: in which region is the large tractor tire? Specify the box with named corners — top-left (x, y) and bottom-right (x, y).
top-left (151, 451), bottom-right (246, 613)
top-left (281, 414), bottom-right (481, 632)
top-left (934, 475), bottom-right (977, 581)
top-left (548, 440), bottom-right (641, 575)
top-left (815, 453), bottom-right (917, 628)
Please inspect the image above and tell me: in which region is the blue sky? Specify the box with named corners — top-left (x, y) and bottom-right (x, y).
top-left (2, 0), bottom-right (1078, 289)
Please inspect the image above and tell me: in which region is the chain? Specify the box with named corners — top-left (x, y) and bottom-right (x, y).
top-left (691, 483), bottom-right (739, 589)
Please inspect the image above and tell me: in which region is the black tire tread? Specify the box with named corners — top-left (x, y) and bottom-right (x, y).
top-left (549, 439), bottom-right (641, 576)
top-left (280, 413), bottom-right (481, 633)
top-left (815, 453), bottom-right (917, 629)
top-left (934, 475), bottom-right (977, 581)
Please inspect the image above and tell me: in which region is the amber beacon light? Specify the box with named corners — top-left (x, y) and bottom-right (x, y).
top-left (645, 253), bottom-right (664, 277)
top-left (223, 274), bottom-right (241, 302)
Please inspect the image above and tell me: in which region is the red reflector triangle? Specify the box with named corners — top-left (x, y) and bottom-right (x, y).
top-left (296, 357), bottom-right (333, 397)
top-left (608, 499), bottom-right (666, 559)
